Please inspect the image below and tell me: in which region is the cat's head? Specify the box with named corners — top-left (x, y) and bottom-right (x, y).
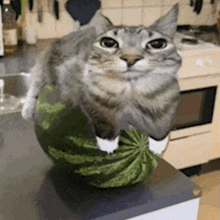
top-left (88, 4), bottom-right (181, 79)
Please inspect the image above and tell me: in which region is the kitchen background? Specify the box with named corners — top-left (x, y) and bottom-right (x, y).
top-left (1, 0), bottom-right (218, 170)
top-left (0, 1), bottom-right (219, 219)
top-left (18, 0), bottom-right (220, 40)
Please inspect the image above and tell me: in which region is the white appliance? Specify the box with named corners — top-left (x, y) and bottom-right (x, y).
top-left (163, 33), bottom-right (220, 169)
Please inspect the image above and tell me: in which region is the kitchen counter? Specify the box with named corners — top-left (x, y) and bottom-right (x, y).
top-left (0, 112), bottom-right (201, 220)
top-left (177, 25), bottom-right (220, 45)
top-left (0, 37), bottom-right (203, 219)
top-left (0, 42), bottom-right (38, 74)
top-left (0, 39), bottom-right (57, 75)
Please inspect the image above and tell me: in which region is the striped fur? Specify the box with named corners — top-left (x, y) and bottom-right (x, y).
top-left (22, 5), bottom-right (181, 153)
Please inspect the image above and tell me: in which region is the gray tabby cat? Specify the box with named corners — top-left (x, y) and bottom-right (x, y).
top-left (22, 4), bottom-right (181, 155)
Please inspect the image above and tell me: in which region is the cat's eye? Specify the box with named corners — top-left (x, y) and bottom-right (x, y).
top-left (146, 39), bottom-right (167, 49)
top-left (100, 37), bottom-right (119, 48)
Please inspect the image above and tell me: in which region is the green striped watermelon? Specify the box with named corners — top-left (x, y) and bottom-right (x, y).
top-left (34, 84), bottom-right (160, 188)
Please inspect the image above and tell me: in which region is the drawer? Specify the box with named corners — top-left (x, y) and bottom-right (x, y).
top-left (163, 132), bottom-right (213, 169)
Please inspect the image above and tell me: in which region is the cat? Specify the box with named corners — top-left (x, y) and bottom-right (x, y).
top-left (22, 4), bottom-right (182, 155)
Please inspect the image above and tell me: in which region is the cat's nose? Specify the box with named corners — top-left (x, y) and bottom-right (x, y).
top-left (120, 54), bottom-right (144, 67)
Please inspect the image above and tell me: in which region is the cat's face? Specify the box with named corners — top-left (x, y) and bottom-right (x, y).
top-left (89, 27), bottom-right (179, 78)
top-left (88, 4), bottom-right (181, 80)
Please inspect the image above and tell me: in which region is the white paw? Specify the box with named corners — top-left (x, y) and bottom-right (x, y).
top-left (21, 98), bottom-right (36, 120)
top-left (96, 136), bottom-right (119, 154)
top-left (148, 136), bottom-right (169, 155)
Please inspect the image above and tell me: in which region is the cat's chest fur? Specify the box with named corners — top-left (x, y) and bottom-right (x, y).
top-left (84, 68), bottom-right (150, 103)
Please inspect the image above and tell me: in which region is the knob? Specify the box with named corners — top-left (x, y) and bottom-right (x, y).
top-left (196, 59), bottom-right (204, 68)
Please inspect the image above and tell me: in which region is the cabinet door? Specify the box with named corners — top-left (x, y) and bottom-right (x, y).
top-left (163, 132), bottom-right (213, 169)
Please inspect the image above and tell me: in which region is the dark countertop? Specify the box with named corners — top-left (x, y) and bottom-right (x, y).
top-left (0, 42), bottom-right (38, 74)
top-left (0, 113), bottom-right (201, 220)
top-left (0, 39), bottom-right (57, 75)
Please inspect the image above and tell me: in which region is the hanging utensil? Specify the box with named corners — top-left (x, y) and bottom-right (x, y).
top-left (196, 0), bottom-right (203, 14)
top-left (194, 0), bottom-right (203, 14)
top-left (194, 0), bottom-right (198, 12)
top-left (11, 0), bottom-right (21, 20)
top-left (29, 0), bottom-right (34, 11)
top-left (65, 0), bottom-right (101, 25)
top-left (53, 0), bottom-right (59, 20)
top-left (37, 0), bottom-right (43, 23)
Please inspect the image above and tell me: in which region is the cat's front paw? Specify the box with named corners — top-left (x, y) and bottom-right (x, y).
top-left (148, 136), bottom-right (169, 155)
top-left (96, 136), bottom-right (119, 154)
top-left (21, 98), bottom-right (37, 120)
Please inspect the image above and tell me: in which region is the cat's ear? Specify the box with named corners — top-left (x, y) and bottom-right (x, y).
top-left (88, 10), bottom-right (113, 35)
top-left (151, 4), bottom-right (178, 37)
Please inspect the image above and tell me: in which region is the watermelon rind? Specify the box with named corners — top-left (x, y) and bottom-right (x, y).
top-left (34, 84), bottom-right (160, 188)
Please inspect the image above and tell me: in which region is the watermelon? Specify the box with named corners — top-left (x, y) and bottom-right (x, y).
top-left (34, 84), bottom-right (160, 188)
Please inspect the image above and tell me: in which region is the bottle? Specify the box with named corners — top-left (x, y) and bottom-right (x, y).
top-left (2, 0), bottom-right (18, 53)
top-left (0, 5), bottom-right (4, 57)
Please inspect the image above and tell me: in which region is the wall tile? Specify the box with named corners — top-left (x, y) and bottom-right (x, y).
top-left (35, 12), bottom-right (58, 39)
top-left (24, 0), bottom-right (37, 13)
top-left (59, 0), bottom-right (68, 11)
top-left (193, 4), bottom-right (216, 25)
top-left (162, 0), bottom-right (212, 6)
top-left (161, 0), bottom-right (178, 6)
top-left (55, 12), bottom-right (80, 38)
top-left (143, 0), bottom-right (162, 7)
top-left (160, 5), bottom-right (177, 16)
top-left (101, 0), bottom-right (122, 8)
top-left (143, 7), bottom-right (161, 26)
top-left (38, 0), bottom-right (50, 12)
top-left (123, 0), bottom-right (143, 7)
top-left (23, 0), bottom-right (219, 40)
top-left (102, 9), bottom-right (122, 25)
top-left (122, 8), bottom-right (142, 25)
top-left (177, 0), bottom-right (192, 5)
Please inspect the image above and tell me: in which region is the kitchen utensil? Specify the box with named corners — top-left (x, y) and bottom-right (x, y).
top-left (53, 0), bottom-right (59, 20)
top-left (29, 0), bottom-right (33, 11)
top-left (11, 0), bottom-right (21, 20)
top-left (194, 0), bottom-right (203, 14)
top-left (37, 0), bottom-right (43, 23)
top-left (197, 0), bottom-right (203, 14)
top-left (65, 0), bottom-right (101, 25)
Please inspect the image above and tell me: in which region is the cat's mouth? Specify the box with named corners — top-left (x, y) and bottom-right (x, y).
top-left (120, 68), bottom-right (147, 74)
top-left (118, 66), bottom-right (138, 72)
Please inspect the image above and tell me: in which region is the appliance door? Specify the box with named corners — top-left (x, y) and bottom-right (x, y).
top-left (172, 86), bottom-right (216, 130)
top-left (163, 75), bottom-right (219, 168)
top-left (171, 75), bottom-right (219, 140)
